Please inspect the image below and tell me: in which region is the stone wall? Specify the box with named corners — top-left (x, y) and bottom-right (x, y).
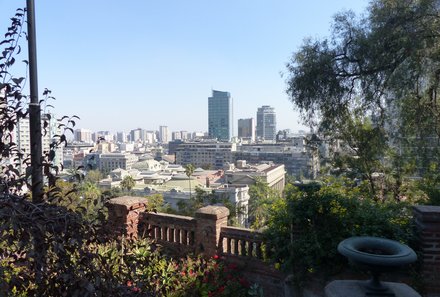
top-left (107, 196), bottom-right (288, 296)
top-left (413, 205), bottom-right (440, 296)
top-left (107, 196), bottom-right (148, 238)
top-left (107, 197), bottom-right (440, 297)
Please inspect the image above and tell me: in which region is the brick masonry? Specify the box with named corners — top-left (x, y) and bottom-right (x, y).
top-left (107, 197), bottom-right (289, 296)
top-left (413, 205), bottom-right (440, 296)
top-left (107, 196), bottom-right (148, 238)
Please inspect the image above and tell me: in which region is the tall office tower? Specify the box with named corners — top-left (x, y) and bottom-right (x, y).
top-left (92, 131), bottom-right (112, 142)
top-left (208, 90), bottom-right (232, 141)
top-left (74, 128), bottom-right (92, 143)
top-left (180, 131), bottom-right (188, 140)
top-left (130, 128), bottom-right (142, 142)
top-left (172, 131), bottom-right (182, 140)
top-left (238, 118), bottom-right (255, 141)
top-left (144, 131), bottom-right (157, 144)
top-left (256, 105), bottom-right (276, 141)
top-left (159, 125), bottom-right (170, 143)
top-left (116, 131), bottom-right (127, 143)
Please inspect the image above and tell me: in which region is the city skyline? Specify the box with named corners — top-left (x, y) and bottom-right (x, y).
top-left (0, 1), bottom-right (368, 134)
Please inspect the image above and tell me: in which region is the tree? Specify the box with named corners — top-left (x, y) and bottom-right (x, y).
top-left (333, 116), bottom-right (389, 198)
top-left (184, 164), bottom-right (195, 199)
top-left (248, 178), bottom-right (280, 229)
top-left (120, 175), bottom-right (135, 192)
top-left (285, 0), bottom-right (440, 182)
top-left (84, 169), bottom-right (102, 184)
top-left (66, 166), bottom-right (85, 183)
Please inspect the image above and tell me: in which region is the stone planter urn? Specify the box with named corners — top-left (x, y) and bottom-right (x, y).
top-left (337, 236), bottom-right (417, 296)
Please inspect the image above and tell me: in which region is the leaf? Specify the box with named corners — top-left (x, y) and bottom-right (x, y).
top-left (48, 150), bottom-right (56, 161)
top-left (0, 39), bottom-right (14, 45)
top-left (60, 134), bottom-right (67, 146)
top-left (16, 45), bottom-right (21, 55)
top-left (22, 59), bottom-right (28, 65)
top-left (58, 115), bottom-right (69, 121)
top-left (12, 77), bottom-right (24, 85)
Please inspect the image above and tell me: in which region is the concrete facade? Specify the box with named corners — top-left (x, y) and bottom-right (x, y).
top-left (175, 141), bottom-right (237, 169)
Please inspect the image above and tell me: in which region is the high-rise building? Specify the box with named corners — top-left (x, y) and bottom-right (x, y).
top-left (208, 90), bottom-right (232, 141)
top-left (172, 131), bottom-right (182, 140)
top-left (116, 131), bottom-right (127, 143)
top-left (159, 126), bottom-right (170, 143)
top-left (256, 106), bottom-right (276, 141)
top-left (92, 131), bottom-right (113, 142)
top-left (74, 128), bottom-right (92, 143)
top-left (15, 113), bottom-right (63, 172)
top-left (180, 131), bottom-right (189, 140)
top-left (238, 118), bottom-right (255, 142)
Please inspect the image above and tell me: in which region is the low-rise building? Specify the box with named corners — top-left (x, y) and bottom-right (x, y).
top-left (234, 138), bottom-right (319, 179)
top-left (97, 152), bottom-right (138, 172)
top-left (224, 160), bottom-right (286, 192)
top-left (175, 141), bottom-right (236, 169)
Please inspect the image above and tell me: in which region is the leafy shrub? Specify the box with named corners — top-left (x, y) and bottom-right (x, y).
top-left (0, 229), bottom-right (258, 296)
top-left (264, 182), bottom-right (414, 285)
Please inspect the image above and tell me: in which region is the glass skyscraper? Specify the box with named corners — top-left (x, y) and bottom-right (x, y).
top-left (256, 105), bottom-right (276, 141)
top-left (208, 90), bottom-right (232, 141)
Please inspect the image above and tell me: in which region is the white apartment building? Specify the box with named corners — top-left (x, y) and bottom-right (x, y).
top-left (175, 142), bottom-right (237, 169)
top-left (74, 128), bottom-right (92, 143)
top-left (235, 139), bottom-right (319, 179)
top-left (98, 152), bottom-right (138, 172)
top-left (15, 114), bottom-right (63, 173)
top-left (159, 126), bottom-right (170, 143)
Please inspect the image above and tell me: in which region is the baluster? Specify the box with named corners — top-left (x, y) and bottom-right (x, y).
top-left (218, 235), bottom-right (224, 254)
top-left (189, 230), bottom-right (195, 245)
top-left (176, 229), bottom-right (181, 244)
top-left (161, 226), bottom-right (167, 240)
top-left (234, 239), bottom-right (239, 255)
top-left (256, 241), bottom-right (262, 259)
top-left (154, 225), bottom-right (159, 239)
top-left (241, 239), bottom-right (246, 256)
top-left (227, 238), bottom-right (232, 254)
top-left (183, 230), bottom-right (188, 245)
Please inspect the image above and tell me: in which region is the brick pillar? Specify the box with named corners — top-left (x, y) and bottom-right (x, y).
top-left (107, 196), bottom-right (148, 239)
top-left (413, 205), bottom-right (440, 295)
top-left (195, 205), bottom-right (229, 257)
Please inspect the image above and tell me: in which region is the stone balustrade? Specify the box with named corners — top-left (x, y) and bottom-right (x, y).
top-left (219, 226), bottom-right (268, 260)
top-left (139, 212), bottom-right (197, 255)
top-left (107, 197), bottom-right (440, 297)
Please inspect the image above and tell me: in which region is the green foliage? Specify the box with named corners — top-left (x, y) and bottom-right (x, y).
top-left (417, 163), bottom-right (440, 205)
top-left (145, 193), bottom-right (166, 212)
top-left (84, 169), bottom-right (102, 184)
top-left (120, 175), bottom-right (136, 192)
top-left (265, 181), bottom-right (414, 286)
top-left (176, 187), bottom-right (243, 226)
top-left (0, 233), bottom-right (258, 296)
top-left (285, 0), bottom-right (440, 187)
top-left (248, 178), bottom-right (281, 229)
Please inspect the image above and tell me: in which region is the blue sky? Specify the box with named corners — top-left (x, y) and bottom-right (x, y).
top-left (0, 0), bottom-right (368, 135)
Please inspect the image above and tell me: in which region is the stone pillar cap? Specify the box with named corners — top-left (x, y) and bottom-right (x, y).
top-left (195, 205), bottom-right (230, 219)
top-left (108, 196), bottom-right (148, 208)
top-left (413, 205), bottom-right (440, 222)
